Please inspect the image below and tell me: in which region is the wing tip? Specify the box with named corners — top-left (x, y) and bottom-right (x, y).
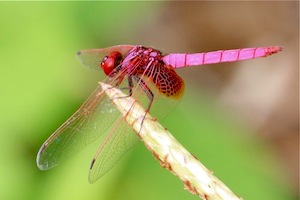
top-left (36, 143), bottom-right (57, 171)
top-left (90, 158), bottom-right (96, 170)
top-left (76, 51), bottom-right (82, 56)
top-left (88, 159), bottom-right (97, 184)
top-left (36, 156), bottom-right (52, 171)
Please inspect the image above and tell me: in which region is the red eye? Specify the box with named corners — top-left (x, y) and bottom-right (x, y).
top-left (100, 52), bottom-right (123, 76)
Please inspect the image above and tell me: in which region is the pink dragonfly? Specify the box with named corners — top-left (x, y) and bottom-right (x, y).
top-left (36, 45), bottom-right (281, 183)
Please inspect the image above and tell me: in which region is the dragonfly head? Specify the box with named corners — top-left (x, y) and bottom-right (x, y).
top-left (101, 51), bottom-right (123, 76)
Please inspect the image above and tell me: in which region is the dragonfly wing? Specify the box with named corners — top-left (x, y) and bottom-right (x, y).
top-left (76, 45), bottom-right (136, 71)
top-left (88, 115), bottom-right (140, 183)
top-left (37, 84), bottom-right (120, 170)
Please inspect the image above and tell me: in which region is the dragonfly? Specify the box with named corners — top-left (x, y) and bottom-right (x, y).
top-left (36, 45), bottom-right (282, 183)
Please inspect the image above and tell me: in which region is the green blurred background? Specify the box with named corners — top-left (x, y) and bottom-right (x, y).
top-left (0, 2), bottom-right (298, 200)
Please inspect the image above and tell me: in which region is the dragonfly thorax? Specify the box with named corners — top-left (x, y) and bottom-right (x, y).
top-left (122, 46), bottom-right (164, 75)
top-left (100, 46), bottom-right (185, 99)
top-left (123, 46), bottom-right (185, 98)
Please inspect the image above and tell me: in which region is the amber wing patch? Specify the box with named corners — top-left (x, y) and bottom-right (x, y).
top-left (152, 65), bottom-right (185, 99)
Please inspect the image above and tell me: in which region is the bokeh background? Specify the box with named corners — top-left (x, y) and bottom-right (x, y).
top-left (0, 1), bottom-right (298, 200)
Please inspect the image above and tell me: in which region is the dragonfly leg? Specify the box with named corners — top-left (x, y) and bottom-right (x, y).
top-left (133, 75), bottom-right (154, 112)
top-left (132, 75), bottom-right (155, 133)
top-left (114, 75), bottom-right (134, 99)
top-left (117, 75), bottom-right (154, 112)
top-left (113, 75), bottom-right (154, 132)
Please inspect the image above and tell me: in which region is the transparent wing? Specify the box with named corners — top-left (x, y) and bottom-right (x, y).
top-left (88, 116), bottom-right (140, 183)
top-left (36, 84), bottom-right (120, 170)
top-left (87, 78), bottom-right (149, 182)
top-left (76, 45), bottom-right (136, 71)
top-left (87, 75), bottom-right (180, 183)
top-left (37, 45), bottom-right (136, 170)
top-left (37, 45), bottom-right (182, 182)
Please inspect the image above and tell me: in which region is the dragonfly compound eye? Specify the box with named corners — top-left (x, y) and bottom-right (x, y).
top-left (101, 52), bottom-right (123, 76)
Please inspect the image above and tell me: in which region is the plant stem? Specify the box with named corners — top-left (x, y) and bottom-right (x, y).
top-left (100, 82), bottom-right (241, 200)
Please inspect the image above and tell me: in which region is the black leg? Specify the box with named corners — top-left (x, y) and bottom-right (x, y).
top-left (132, 76), bottom-right (155, 132)
top-left (115, 75), bottom-right (134, 99)
top-left (133, 76), bottom-right (154, 112)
